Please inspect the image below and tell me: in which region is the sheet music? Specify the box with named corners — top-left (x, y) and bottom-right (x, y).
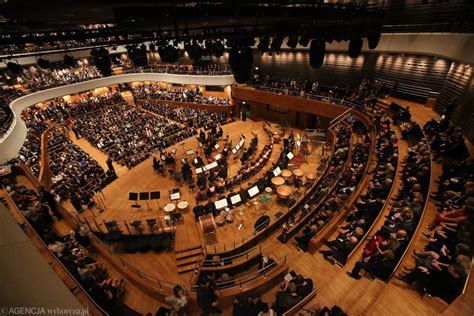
top-left (195, 167), bottom-right (203, 174)
top-left (248, 186), bottom-right (259, 197)
top-left (214, 144), bottom-right (220, 149)
top-left (232, 148), bottom-right (237, 155)
top-left (230, 194), bottom-right (242, 205)
top-left (160, 155), bottom-right (166, 161)
top-left (273, 167), bottom-right (282, 177)
top-left (215, 154), bottom-right (222, 161)
top-left (170, 192), bottom-right (181, 200)
top-left (194, 158), bottom-right (199, 164)
top-left (171, 148), bottom-right (177, 154)
top-left (287, 152), bottom-right (294, 160)
top-left (186, 149), bottom-right (194, 155)
top-left (214, 198), bottom-right (228, 210)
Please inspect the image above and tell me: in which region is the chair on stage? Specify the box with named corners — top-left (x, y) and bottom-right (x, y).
top-left (130, 220), bottom-right (144, 234)
top-left (146, 219), bottom-right (157, 233)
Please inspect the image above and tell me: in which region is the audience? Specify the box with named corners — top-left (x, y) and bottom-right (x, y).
top-left (347, 139), bottom-right (431, 281)
top-left (132, 84), bottom-right (229, 106)
top-left (47, 126), bottom-right (111, 202)
top-left (7, 182), bottom-right (126, 313)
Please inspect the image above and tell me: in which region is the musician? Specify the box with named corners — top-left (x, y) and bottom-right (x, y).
top-left (193, 151), bottom-right (204, 167)
top-left (165, 152), bottom-right (175, 165)
top-left (182, 161), bottom-right (193, 180)
top-left (197, 174), bottom-right (207, 188)
top-left (153, 156), bottom-right (164, 173)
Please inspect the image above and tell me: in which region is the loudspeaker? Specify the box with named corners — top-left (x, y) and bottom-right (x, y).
top-left (309, 40), bottom-right (326, 69)
top-left (229, 46), bottom-right (253, 84)
top-left (367, 31), bottom-right (381, 50)
top-left (348, 38), bottom-right (363, 58)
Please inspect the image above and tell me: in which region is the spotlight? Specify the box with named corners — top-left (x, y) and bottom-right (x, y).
top-left (211, 40), bottom-right (225, 58)
top-left (63, 54), bottom-right (75, 67)
top-left (37, 57), bottom-right (50, 69)
top-left (298, 36), bottom-right (310, 47)
top-left (309, 40), bottom-right (326, 69)
top-left (270, 37), bottom-right (284, 51)
top-left (7, 62), bottom-right (22, 75)
top-left (91, 48), bottom-right (112, 76)
top-left (158, 44), bottom-right (179, 63)
top-left (187, 41), bottom-right (203, 60)
top-left (348, 37), bottom-right (363, 58)
top-left (257, 37), bottom-right (270, 53)
top-left (287, 36), bottom-right (298, 49)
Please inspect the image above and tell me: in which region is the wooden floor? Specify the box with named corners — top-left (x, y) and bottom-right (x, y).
top-left (16, 98), bottom-right (474, 315)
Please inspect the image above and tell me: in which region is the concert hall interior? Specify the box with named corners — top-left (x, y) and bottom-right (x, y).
top-left (0, 1), bottom-right (473, 316)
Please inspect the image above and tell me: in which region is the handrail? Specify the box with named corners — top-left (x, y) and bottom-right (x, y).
top-left (308, 112), bottom-right (377, 254)
top-left (2, 184), bottom-right (109, 316)
top-left (191, 255), bottom-right (288, 290)
top-left (201, 244), bottom-right (263, 266)
top-left (248, 84), bottom-right (365, 111)
top-left (38, 123), bottom-right (60, 190)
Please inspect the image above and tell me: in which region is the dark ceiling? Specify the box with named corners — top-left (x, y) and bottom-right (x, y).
top-left (0, 0), bottom-right (472, 43)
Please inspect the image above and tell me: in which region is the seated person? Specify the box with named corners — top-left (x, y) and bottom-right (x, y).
top-left (273, 282), bottom-right (301, 314)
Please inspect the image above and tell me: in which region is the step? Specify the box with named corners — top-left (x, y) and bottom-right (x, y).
top-left (176, 255), bottom-right (201, 267)
top-left (177, 263), bottom-right (197, 274)
top-left (175, 247), bottom-right (203, 260)
top-left (175, 244), bottom-right (202, 254)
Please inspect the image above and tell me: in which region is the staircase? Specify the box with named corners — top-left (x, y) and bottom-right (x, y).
top-left (175, 245), bottom-right (203, 274)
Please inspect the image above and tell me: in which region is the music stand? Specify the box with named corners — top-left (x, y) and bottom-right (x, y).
top-left (140, 192), bottom-right (151, 211)
top-left (150, 191), bottom-right (161, 210)
top-left (129, 192), bottom-right (141, 211)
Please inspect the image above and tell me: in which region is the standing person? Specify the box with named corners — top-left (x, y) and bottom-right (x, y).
top-left (165, 285), bottom-right (189, 316)
top-left (106, 156), bottom-right (116, 176)
top-left (197, 280), bottom-right (222, 315)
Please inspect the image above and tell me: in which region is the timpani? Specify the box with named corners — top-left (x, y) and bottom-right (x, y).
top-left (281, 169), bottom-right (292, 182)
top-left (277, 185), bottom-right (293, 200)
top-left (225, 215), bottom-right (234, 223)
top-left (293, 168), bottom-right (304, 178)
top-left (271, 176), bottom-right (285, 187)
top-left (177, 201), bottom-right (189, 212)
top-left (164, 203), bottom-right (176, 215)
top-left (305, 172), bottom-right (317, 181)
top-left (273, 134), bottom-right (281, 143)
top-left (215, 215), bottom-right (225, 227)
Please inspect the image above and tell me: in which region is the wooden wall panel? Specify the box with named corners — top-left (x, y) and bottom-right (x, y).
top-left (436, 62), bottom-right (473, 113)
top-left (253, 51), bottom-right (372, 88)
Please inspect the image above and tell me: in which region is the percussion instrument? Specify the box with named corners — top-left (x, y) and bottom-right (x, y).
top-left (277, 185), bottom-right (293, 200)
top-left (271, 176), bottom-right (285, 186)
top-left (199, 214), bottom-right (216, 236)
top-left (225, 215), bottom-right (234, 223)
top-left (281, 169), bottom-right (292, 182)
top-left (293, 169), bottom-right (304, 178)
top-left (177, 201), bottom-right (189, 212)
top-left (265, 187), bottom-right (273, 194)
top-left (164, 203), bottom-right (176, 214)
top-left (305, 172), bottom-right (317, 180)
top-left (215, 215), bottom-right (225, 227)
